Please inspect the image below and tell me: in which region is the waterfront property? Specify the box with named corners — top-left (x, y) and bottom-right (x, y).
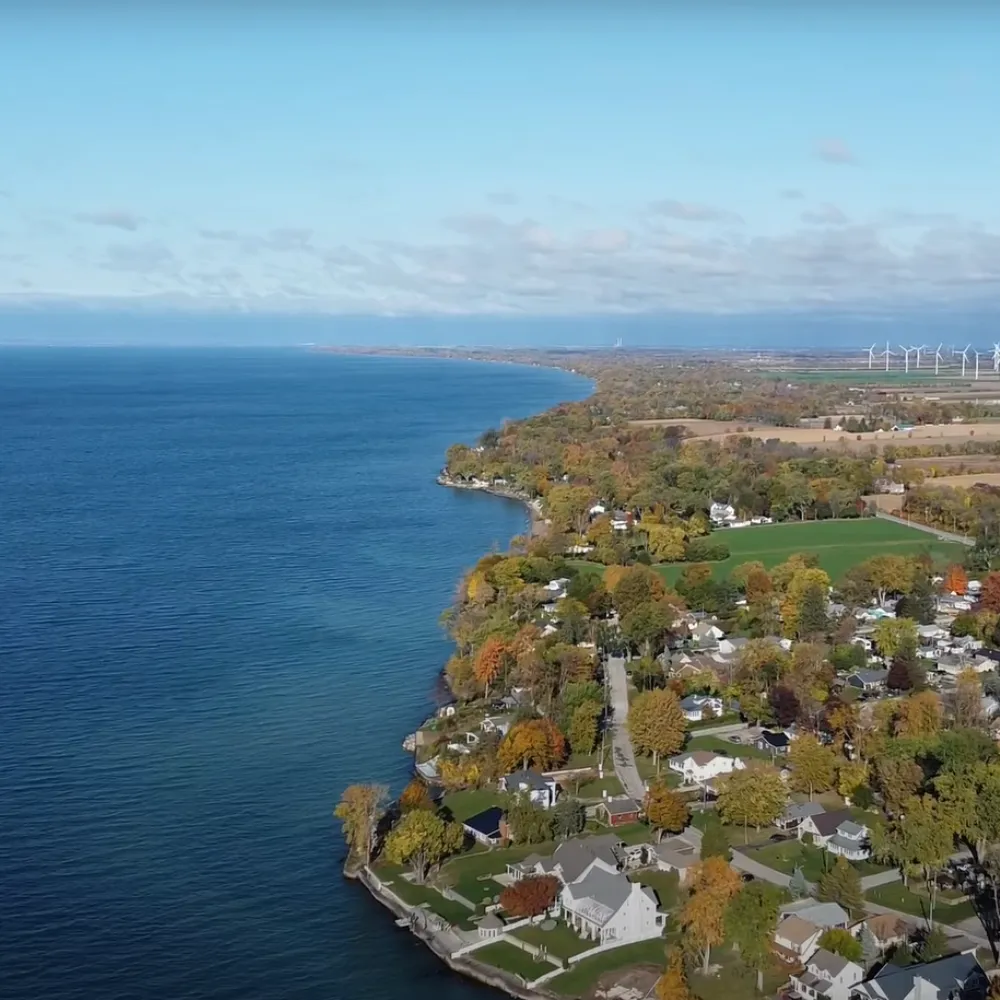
top-left (499, 768), bottom-right (559, 808)
top-left (462, 807), bottom-right (505, 846)
top-left (558, 869), bottom-right (664, 945)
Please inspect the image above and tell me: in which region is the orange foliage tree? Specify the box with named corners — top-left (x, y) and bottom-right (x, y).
top-left (498, 718), bottom-right (567, 773)
top-left (474, 635), bottom-right (511, 697)
top-left (943, 565), bottom-right (968, 596)
top-left (980, 573), bottom-right (1000, 612)
top-left (499, 875), bottom-right (560, 917)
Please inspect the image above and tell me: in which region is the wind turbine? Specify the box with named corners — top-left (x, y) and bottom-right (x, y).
top-left (880, 341), bottom-right (897, 372)
top-left (976, 351), bottom-right (983, 380)
top-left (866, 343), bottom-right (878, 370)
top-left (934, 343), bottom-right (944, 375)
top-left (960, 345), bottom-right (971, 378)
top-left (899, 344), bottom-right (915, 373)
top-left (993, 342), bottom-right (1000, 374)
top-left (914, 345), bottom-right (929, 369)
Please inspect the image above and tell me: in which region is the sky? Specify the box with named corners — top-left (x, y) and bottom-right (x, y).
top-left (1, 4), bottom-right (999, 319)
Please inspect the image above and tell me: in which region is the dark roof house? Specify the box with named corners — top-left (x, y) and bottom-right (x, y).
top-left (462, 807), bottom-right (505, 846)
top-left (850, 953), bottom-right (988, 1000)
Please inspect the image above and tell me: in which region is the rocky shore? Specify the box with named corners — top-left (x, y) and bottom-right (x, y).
top-left (436, 472), bottom-right (547, 537)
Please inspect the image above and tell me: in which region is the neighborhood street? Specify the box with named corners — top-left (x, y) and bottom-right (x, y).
top-left (605, 655), bottom-right (647, 802)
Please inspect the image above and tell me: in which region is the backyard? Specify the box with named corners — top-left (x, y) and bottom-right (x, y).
top-left (749, 839), bottom-right (889, 882)
top-left (512, 921), bottom-right (594, 960)
top-left (474, 940), bottom-right (554, 980)
top-left (865, 882), bottom-right (979, 924)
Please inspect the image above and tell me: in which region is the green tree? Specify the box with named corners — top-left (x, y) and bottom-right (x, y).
top-left (789, 865), bottom-right (810, 899)
top-left (717, 764), bottom-right (787, 843)
top-left (788, 734), bottom-right (837, 800)
top-left (920, 925), bottom-right (948, 961)
top-left (818, 928), bottom-right (864, 962)
top-left (506, 800), bottom-right (556, 845)
top-left (622, 600), bottom-right (675, 656)
top-left (797, 583), bottom-right (830, 639)
top-left (874, 617), bottom-right (919, 659)
top-left (382, 809), bottom-right (464, 882)
top-left (628, 689), bottom-right (687, 772)
top-left (860, 923), bottom-right (880, 965)
top-left (552, 797), bottom-right (586, 838)
top-left (567, 700), bottom-right (602, 756)
top-left (725, 881), bottom-right (782, 990)
top-left (817, 856), bottom-right (863, 917)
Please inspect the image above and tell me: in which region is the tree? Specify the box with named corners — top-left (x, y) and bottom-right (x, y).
top-left (725, 881), bottom-right (782, 990)
top-left (896, 574), bottom-right (936, 625)
top-left (981, 572), bottom-right (1000, 612)
top-left (894, 691), bottom-right (943, 738)
top-left (875, 756), bottom-right (924, 816)
top-left (781, 568), bottom-right (831, 638)
top-left (681, 856), bottom-right (743, 973)
top-left (628, 689), bottom-right (687, 772)
top-left (498, 718), bottom-right (567, 773)
top-left (865, 554), bottom-right (915, 606)
top-left (789, 734), bottom-right (837, 800)
top-left (474, 635), bottom-right (511, 698)
top-left (382, 809), bottom-right (464, 882)
top-left (621, 600), bottom-right (674, 656)
top-left (399, 779), bottom-right (435, 813)
top-left (887, 654), bottom-right (915, 692)
top-left (818, 928), bottom-right (864, 962)
top-left (860, 922), bottom-right (881, 966)
top-left (717, 764), bottom-right (787, 843)
top-left (789, 866), bottom-right (810, 899)
top-left (553, 797), bottom-right (586, 838)
top-left (797, 583), bottom-right (830, 639)
top-left (817, 856), bottom-right (863, 917)
top-left (953, 669), bottom-right (985, 729)
top-left (567, 700), bottom-right (602, 756)
top-left (613, 565), bottom-right (666, 618)
top-left (944, 564), bottom-right (968, 595)
top-left (334, 783), bottom-right (388, 866)
top-left (499, 875), bottom-right (560, 917)
top-left (874, 618), bottom-right (919, 659)
top-left (656, 948), bottom-right (691, 1000)
top-left (506, 801), bottom-right (556, 844)
top-left (645, 781), bottom-right (691, 841)
top-left (919, 925), bottom-right (948, 961)
top-left (699, 810), bottom-right (731, 861)
top-left (769, 686), bottom-right (801, 727)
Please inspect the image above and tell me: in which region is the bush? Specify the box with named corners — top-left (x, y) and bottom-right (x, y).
top-left (683, 537), bottom-right (730, 563)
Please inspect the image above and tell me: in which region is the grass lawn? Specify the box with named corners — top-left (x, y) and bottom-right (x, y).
top-left (512, 922), bottom-right (593, 960)
top-left (548, 938), bottom-right (668, 995)
top-left (574, 773), bottom-right (625, 800)
top-left (689, 948), bottom-right (788, 1000)
top-left (865, 882), bottom-right (978, 923)
top-left (440, 788), bottom-right (503, 822)
top-left (474, 940), bottom-right (553, 980)
top-left (630, 869), bottom-right (681, 909)
top-left (438, 841), bottom-right (555, 905)
top-left (575, 519), bottom-right (963, 585)
top-left (636, 755), bottom-right (682, 784)
top-left (686, 735), bottom-right (771, 761)
top-left (749, 840), bottom-right (888, 882)
top-left (384, 876), bottom-right (478, 928)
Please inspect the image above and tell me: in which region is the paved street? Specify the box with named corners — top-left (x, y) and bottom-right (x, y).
top-left (605, 655), bottom-right (647, 802)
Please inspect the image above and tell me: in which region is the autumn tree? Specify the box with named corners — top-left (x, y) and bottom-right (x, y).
top-left (399, 779), bottom-right (435, 813)
top-left (645, 780), bottom-right (691, 841)
top-left (886, 655), bottom-right (915, 693)
top-left (981, 572), bottom-right (1000, 612)
top-left (953, 669), bottom-right (985, 729)
top-left (819, 928), bottom-right (863, 962)
top-left (656, 949), bottom-right (691, 1000)
top-left (717, 764), bottom-right (787, 843)
top-left (628, 688), bottom-right (687, 772)
top-left (499, 875), bottom-right (560, 917)
top-left (567, 700), bottom-right (602, 756)
top-left (383, 809), bottom-right (464, 883)
top-left (725, 881), bottom-right (782, 990)
top-left (817, 856), bottom-right (863, 917)
top-left (875, 755), bottom-right (924, 816)
top-left (781, 567), bottom-right (831, 639)
top-left (612, 565), bottom-right (666, 618)
top-left (498, 718), bottom-right (567, 773)
top-left (474, 635), bottom-right (511, 698)
top-left (874, 617), bottom-right (919, 659)
top-left (334, 783), bottom-right (388, 866)
top-left (681, 857), bottom-right (743, 972)
top-left (894, 691), bottom-right (943, 738)
top-left (789, 734), bottom-right (837, 800)
top-left (865, 554), bottom-right (915, 606)
top-left (944, 565), bottom-right (968, 595)
top-left (769, 686), bottom-right (801, 727)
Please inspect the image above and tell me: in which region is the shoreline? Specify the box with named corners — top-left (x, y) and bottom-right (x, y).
top-left (436, 471), bottom-right (547, 537)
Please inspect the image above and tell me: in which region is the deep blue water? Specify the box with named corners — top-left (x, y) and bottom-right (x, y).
top-left (0, 349), bottom-right (590, 1000)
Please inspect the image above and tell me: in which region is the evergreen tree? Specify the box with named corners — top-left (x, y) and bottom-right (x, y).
top-left (699, 810), bottom-right (731, 861)
top-left (797, 583), bottom-right (830, 639)
top-left (789, 865), bottom-right (810, 899)
top-left (920, 925), bottom-right (948, 961)
top-left (860, 923), bottom-right (880, 966)
top-left (817, 856), bottom-right (863, 917)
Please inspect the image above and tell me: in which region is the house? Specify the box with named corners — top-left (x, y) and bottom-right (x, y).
top-left (918, 624), bottom-right (950, 644)
top-left (596, 795), bottom-right (642, 828)
top-left (691, 621), bottom-right (725, 646)
top-left (544, 577), bottom-right (571, 599)
top-left (718, 636), bottom-right (749, 657)
top-left (668, 750), bottom-right (745, 786)
top-left (782, 900), bottom-right (851, 930)
top-left (777, 801), bottom-right (827, 831)
top-left (652, 833), bottom-right (701, 884)
top-left (508, 834), bottom-right (622, 883)
top-left (499, 769), bottom-right (559, 809)
top-left (710, 501), bottom-right (737, 524)
top-left (756, 730), bottom-right (792, 754)
top-left (791, 948), bottom-right (864, 1000)
top-left (847, 669), bottom-right (889, 693)
top-left (462, 807), bottom-right (506, 847)
top-left (611, 510), bottom-right (631, 532)
top-left (936, 655), bottom-right (994, 677)
top-left (679, 694), bottom-right (724, 722)
top-left (854, 914), bottom-right (908, 953)
top-left (849, 953), bottom-right (988, 1000)
top-left (559, 870), bottom-right (666, 945)
top-left (774, 915), bottom-right (824, 964)
top-left (589, 503), bottom-right (607, 517)
top-left (798, 809), bottom-right (871, 861)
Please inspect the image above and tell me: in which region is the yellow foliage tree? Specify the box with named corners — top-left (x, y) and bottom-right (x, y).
top-left (681, 857), bottom-right (743, 972)
top-left (628, 689), bottom-right (687, 772)
top-left (894, 690), bottom-right (944, 738)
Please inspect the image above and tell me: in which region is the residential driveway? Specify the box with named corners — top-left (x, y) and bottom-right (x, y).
top-left (605, 655), bottom-right (647, 802)
top-left (860, 870), bottom-right (901, 890)
top-left (730, 850), bottom-right (793, 887)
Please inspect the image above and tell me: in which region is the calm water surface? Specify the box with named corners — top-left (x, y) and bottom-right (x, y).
top-left (0, 348), bottom-right (590, 1000)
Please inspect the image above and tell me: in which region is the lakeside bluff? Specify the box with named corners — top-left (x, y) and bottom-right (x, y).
top-left (336, 348), bottom-right (1000, 1000)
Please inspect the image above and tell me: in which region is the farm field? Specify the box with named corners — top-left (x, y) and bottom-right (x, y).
top-left (914, 473), bottom-right (1000, 489)
top-left (571, 518), bottom-right (963, 583)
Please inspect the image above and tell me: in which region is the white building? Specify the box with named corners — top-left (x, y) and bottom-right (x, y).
top-left (791, 948), bottom-right (864, 1000)
top-left (678, 694), bottom-right (724, 722)
top-left (798, 809), bottom-right (871, 861)
top-left (709, 502), bottom-right (737, 524)
top-left (774, 914), bottom-right (824, 964)
top-left (668, 750), bottom-right (745, 786)
top-left (559, 870), bottom-right (665, 945)
top-left (499, 769), bottom-right (559, 808)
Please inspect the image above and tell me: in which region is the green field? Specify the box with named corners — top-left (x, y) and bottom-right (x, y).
top-left (576, 518), bottom-right (963, 584)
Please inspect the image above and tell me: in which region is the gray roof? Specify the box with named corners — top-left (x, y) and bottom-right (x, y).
top-left (563, 868), bottom-right (633, 923)
top-left (726, 637), bottom-right (750, 650)
top-left (849, 669), bottom-right (889, 686)
top-left (808, 808), bottom-right (855, 837)
top-left (799, 972), bottom-right (833, 998)
top-left (782, 801), bottom-right (826, 824)
top-left (549, 835), bottom-right (621, 883)
top-left (600, 795), bottom-right (640, 817)
top-left (829, 834), bottom-right (867, 854)
top-left (782, 900), bottom-right (849, 929)
top-left (655, 836), bottom-right (700, 870)
top-left (809, 949), bottom-right (854, 980)
top-left (504, 768), bottom-right (549, 791)
top-left (478, 912), bottom-right (504, 929)
top-left (837, 820), bottom-right (867, 839)
top-left (857, 953), bottom-right (987, 1000)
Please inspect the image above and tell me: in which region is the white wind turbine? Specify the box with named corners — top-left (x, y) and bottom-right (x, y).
top-left (914, 345), bottom-right (929, 369)
top-left (976, 350), bottom-right (983, 380)
top-left (899, 344), bottom-right (915, 373)
top-left (993, 343), bottom-right (1000, 374)
top-left (960, 345), bottom-right (972, 377)
top-left (934, 343), bottom-right (944, 375)
top-left (866, 343), bottom-right (878, 370)
top-left (880, 341), bottom-right (897, 372)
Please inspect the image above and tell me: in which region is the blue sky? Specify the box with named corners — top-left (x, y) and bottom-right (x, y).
top-left (1, 6), bottom-right (998, 316)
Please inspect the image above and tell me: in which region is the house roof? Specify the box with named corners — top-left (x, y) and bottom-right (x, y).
top-left (807, 808), bottom-right (855, 837)
top-left (654, 837), bottom-right (700, 870)
top-left (862, 914), bottom-right (908, 943)
top-left (504, 768), bottom-right (550, 791)
top-left (838, 820), bottom-right (867, 839)
top-left (858, 953), bottom-right (987, 1000)
top-left (463, 807), bottom-right (504, 839)
top-left (776, 915), bottom-right (822, 946)
top-left (829, 833), bottom-right (865, 853)
top-left (850, 669), bottom-right (889, 685)
top-left (671, 750), bottom-right (723, 767)
top-left (759, 730), bottom-right (791, 748)
top-left (782, 802), bottom-right (826, 824)
top-left (783, 901), bottom-right (850, 929)
top-left (563, 868), bottom-right (634, 924)
top-left (478, 912), bottom-right (504, 930)
top-left (548, 834), bottom-right (622, 883)
top-left (600, 795), bottom-right (640, 817)
top-left (809, 948), bottom-right (855, 980)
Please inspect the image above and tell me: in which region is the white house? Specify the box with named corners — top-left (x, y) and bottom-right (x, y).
top-left (481, 715), bottom-right (513, 737)
top-left (709, 501), bottom-right (737, 524)
top-left (718, 636), bottom-right (749, 657)
top-left (690, 621), bottom-right (725, 646)
top-left (668, 750), bottom-right (745, 786)
top-left (544, 577), bottom-right (571, 599)
top-left (499, 768), bottom-right (559, 808)
top-left (610, 510), bottom-right (631, 532)
top-left (937, 655), bottom-right (994, 677)
top-left (790, 948), bottom-right (864, 1000)
top-left (589, 503), bottom-right (607, 517)
top-left (849, 953), bottom-right (987, 1000)
top-left (798, 809), bottom-right (871, 861)
top-left (678, 694), bottom-right (724, 722)
top-left (559, 870), bottom-right (665, 945)
top-left (774, 914), bottom-right (824, 964)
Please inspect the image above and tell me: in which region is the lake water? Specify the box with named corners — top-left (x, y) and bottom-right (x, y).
top-left (0, 348), bottom-right (590, 1000)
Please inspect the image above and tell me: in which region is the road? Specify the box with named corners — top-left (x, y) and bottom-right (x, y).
top-left (605, 655), bottom-right (647, 802)
top-left (876, 510), bottom-right (974, 547)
